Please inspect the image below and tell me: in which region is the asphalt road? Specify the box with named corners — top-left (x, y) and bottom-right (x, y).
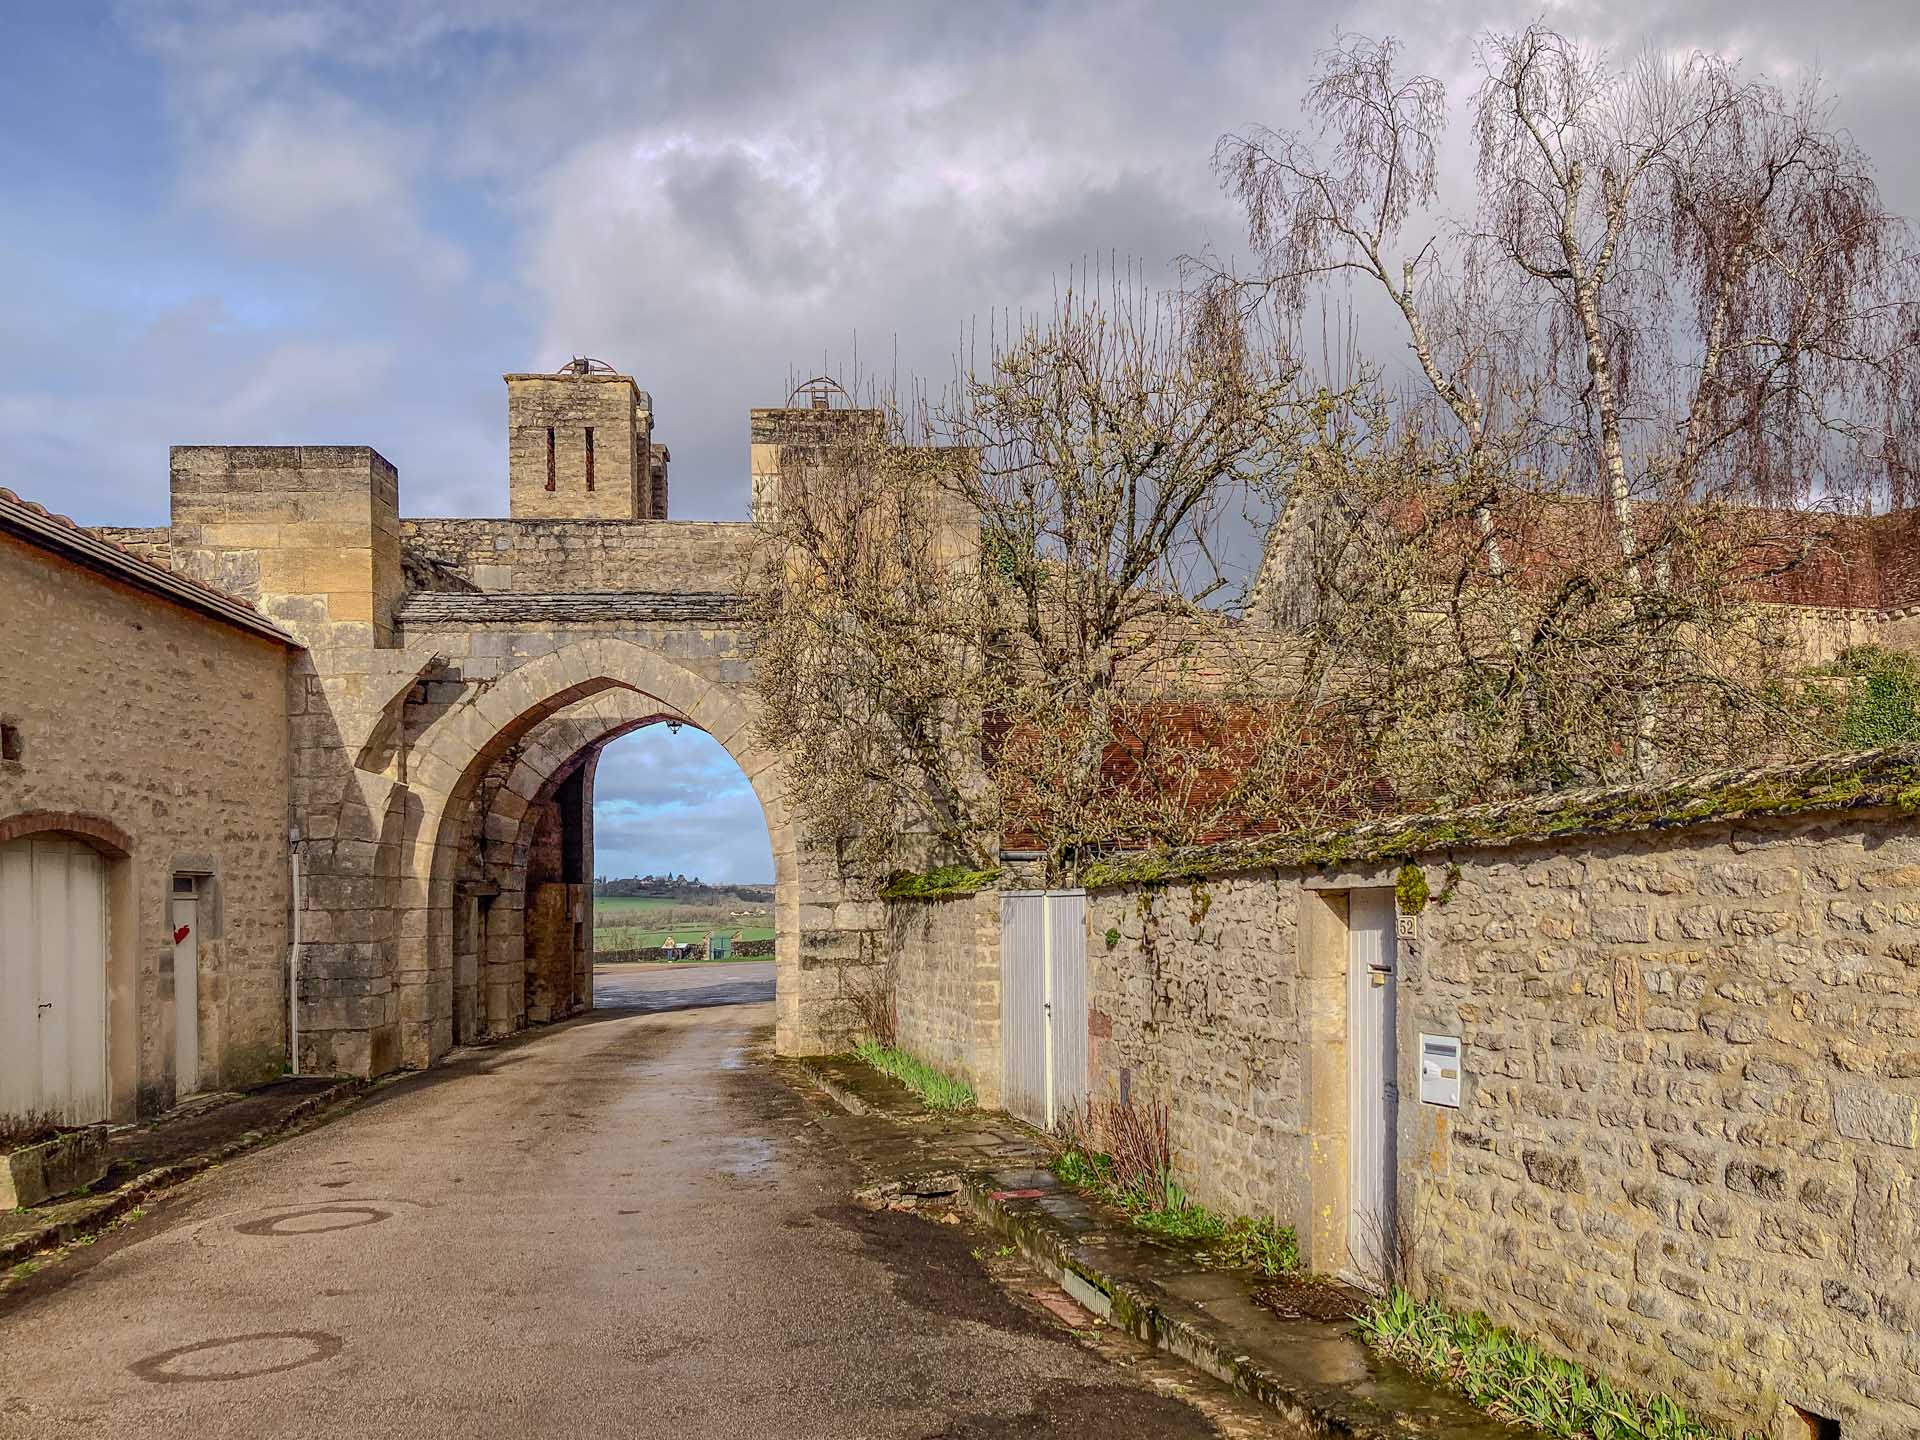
top-left (0, 965), bottom-right (1262, 1439)
top-left (591, 958), bottom-right (776, 1012)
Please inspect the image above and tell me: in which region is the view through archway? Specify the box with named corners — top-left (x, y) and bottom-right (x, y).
top-left (588, 722), bottom-right (777, 1014)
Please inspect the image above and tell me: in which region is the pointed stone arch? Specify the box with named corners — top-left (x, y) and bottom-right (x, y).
top-left (389, 638), bottom-right (812, 1067)
top-left (457, 692), bottom-right (708, 1042)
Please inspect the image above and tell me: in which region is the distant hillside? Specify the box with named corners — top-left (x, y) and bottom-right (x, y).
top-left (593, 874), bottom-right (774, 905)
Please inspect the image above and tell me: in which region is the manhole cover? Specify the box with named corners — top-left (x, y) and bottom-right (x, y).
top-left (129, 1331), bottom-right (343, 1384)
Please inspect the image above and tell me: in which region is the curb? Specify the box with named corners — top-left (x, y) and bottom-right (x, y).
top-left (791, 1057), bottom-right (1500, 1440)
top-left (796, 1060), bottom-right (871, 1117)
top-left (961, 1175), bottom-right (1392, 1439)
top-left (0, 1077), bottom-right (366, 1271)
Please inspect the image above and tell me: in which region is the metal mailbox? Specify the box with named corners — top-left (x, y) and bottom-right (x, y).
top-left (1418, 1033), bottom-right (1462, 1108)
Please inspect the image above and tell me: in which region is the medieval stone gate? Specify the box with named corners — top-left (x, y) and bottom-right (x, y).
top-left (111, 362), bottom-right (880, 1078)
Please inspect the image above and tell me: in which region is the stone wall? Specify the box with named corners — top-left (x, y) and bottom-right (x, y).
top-left (504, 371), bottom-right (648, 521)
top-left (887, 893), bottom-right (1002, 1104)
top-left (172, 445), bottom-right (405, 648)
top-left (1389, 819), bottom-right (1920, 1440)
top-left (596, 939), bottom-right (776, 963)
top-left (401, 518), bottom-right (757, 594)
top-left (1086, 872), bottom-right (1307, 1225)
top-left (1072, 801), bottom-right (1920, 1440)
top-left (0, 529), bottom-right (292, 1117)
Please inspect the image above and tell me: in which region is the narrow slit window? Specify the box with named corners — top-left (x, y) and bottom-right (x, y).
top-left (0, 722), bottom-right (19, 763)
top-left (545, 427), bottom-right (556, 491)
top-left (584, 427), bottom-right (595, 491)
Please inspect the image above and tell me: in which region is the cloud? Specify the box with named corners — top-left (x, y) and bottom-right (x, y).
top-left (8, 0), bottom-right (1920, 806)
top-left (590, 727), bottom-right (773, 883)
top-left (178, 98), bottom-right (470, 286)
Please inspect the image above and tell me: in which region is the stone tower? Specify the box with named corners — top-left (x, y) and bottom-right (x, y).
top-left (505, 358), bottom-right (668, 520)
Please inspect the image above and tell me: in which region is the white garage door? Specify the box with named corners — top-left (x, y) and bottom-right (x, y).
top-left (0, 834), bottom-right (110, 1124)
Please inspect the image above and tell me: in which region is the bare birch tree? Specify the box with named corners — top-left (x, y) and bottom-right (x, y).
top-left (1214, 26), bottom-right (1920, 797)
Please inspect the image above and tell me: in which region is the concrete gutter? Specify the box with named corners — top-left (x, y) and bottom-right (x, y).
top-left (961, 1173), bottom-right (1511, 1440)
top-left (0, 1077), bottom-right (366, 1273)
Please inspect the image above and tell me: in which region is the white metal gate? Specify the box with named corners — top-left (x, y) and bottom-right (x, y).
top-left (1347, 888), bottom-right (1399, 1286)
top-left (0, 835), bottom-right (110, 1124)
top-left (1001, 890), bottom-right (1088, 1129)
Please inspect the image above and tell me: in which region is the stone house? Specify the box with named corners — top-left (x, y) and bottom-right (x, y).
top-left (0, 487), bottom-right (296, 1123)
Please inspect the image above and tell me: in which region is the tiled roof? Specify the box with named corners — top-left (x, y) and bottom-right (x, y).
top-left (0, 487), bottom-right (297, 646)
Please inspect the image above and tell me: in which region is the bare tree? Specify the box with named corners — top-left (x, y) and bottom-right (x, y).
top-left (747, 408), bottom-right (1001, 876)
top-left (938, 277), bottom-right (1332, 866)
top-left (1214, 27), bottom-right (1920, 796)
top-left (750, 278), bottom-right (1368, 882)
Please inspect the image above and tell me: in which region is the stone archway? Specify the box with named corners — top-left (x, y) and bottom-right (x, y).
top-left (455, 693), bottom-right (697, 1043)
top-left (391, 638), bottom-right (812, 1068)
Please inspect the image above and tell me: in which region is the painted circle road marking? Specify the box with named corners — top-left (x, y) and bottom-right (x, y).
top-left (129, 1331), bottom-right (343, 1384)
top-left (233, 1204), bottom-right (392, 1236)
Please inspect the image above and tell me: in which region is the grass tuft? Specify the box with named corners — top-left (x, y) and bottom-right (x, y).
top-left (1360, 1287), bottom-right (1758, 1440)
top-left (854, 1040), bottom-right (977, 1112)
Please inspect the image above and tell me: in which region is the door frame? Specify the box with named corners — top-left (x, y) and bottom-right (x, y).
top-left (1344, 887), bottom-right (1399, 1289)
top-left (1297, 883), bottom-right (1405, 1282)
top-left (171, 873), bottom-right (204, 1102)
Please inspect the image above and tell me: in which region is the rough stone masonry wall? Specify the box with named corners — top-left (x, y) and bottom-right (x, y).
top-left (401, 519), bottom-right (757, 594)
top-left (1086, 873), bottom-right (1308, 1227)
top-left (1392, 817), bottom-right (1920, 1439)
top-left (886, 894), bottom-right (1002, 1106)
top-left (1080, 810), bottom-right (1920, 1439)
top-left (92, 526), bottom-right (172, 569)
top-left (0, 531), bottom-right (292, 1114)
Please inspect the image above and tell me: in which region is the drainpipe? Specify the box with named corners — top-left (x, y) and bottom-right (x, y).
top-left (288, 826), bottom-right (303, 1076)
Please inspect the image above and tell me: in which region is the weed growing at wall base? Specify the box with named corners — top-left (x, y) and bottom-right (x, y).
top-left (853, 1041), bottom-right (976, 1112)
top-left (1051, 1144), bottom-right (1299, 1277)
top-left (1360, 1288), bottom-right (1758, 1440)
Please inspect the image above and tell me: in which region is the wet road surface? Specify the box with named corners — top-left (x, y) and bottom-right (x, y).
top-left (0, 970), bottom-right (1262, 1438)
top-left (592, 958), bottom-right (775, 1013)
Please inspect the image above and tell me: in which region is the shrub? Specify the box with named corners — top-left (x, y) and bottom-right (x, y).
top-left (853, 1040), bottom-right (976, 1111)
top-left (1813, 645), bottom-right (1920, 749)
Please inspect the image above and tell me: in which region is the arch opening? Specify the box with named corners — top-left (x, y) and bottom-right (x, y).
top-left (392, 638), bottom-right (814, 1070)
top-left (588, 723), bottom-right (776, 967)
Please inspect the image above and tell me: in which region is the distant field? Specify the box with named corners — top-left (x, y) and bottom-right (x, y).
top-left (595, 926), bottom-right (778, 951)
top-left (593, 895), bottom-right (774, 952)
top-left (594, 897), bottom-right (681, 922)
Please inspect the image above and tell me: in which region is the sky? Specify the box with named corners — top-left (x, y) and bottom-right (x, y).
top-left (3, 0), bottom-right (1915, 882)
top-left (592, 726), bottom-right (771, 885)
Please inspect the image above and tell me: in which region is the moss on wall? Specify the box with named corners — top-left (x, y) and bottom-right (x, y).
top-left (1081, 745), bottom-right (1920, 892)
top-left (878, 864), bottom-right (1002, 901)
